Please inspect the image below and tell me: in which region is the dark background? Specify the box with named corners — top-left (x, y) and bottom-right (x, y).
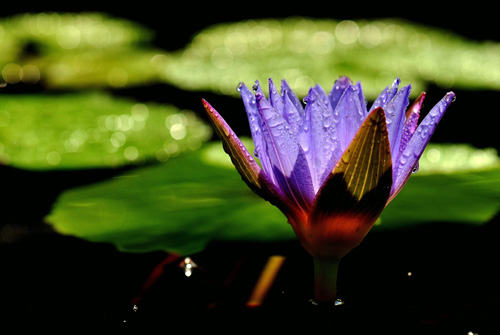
top-left (1, 2), bottom-right (499, 333)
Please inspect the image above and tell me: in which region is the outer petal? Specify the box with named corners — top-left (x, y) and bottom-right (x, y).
top-left (255, 93), bottom-right (315, 210)
top-left (239, 83), bottom-right (278, 185)
top-left (384, 84), bottom-right (411, 164)
top-left (297, 107), bottom-right (392, 259)
top-left (390, 92), bottom-right (455, 201)
top-left (201, 99), bottom-right (293, 215)
top-left (396, 92), bottom-right (425, 162)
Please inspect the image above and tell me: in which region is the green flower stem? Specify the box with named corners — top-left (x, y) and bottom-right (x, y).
top-left (313, 257), bottom-right (340, 304)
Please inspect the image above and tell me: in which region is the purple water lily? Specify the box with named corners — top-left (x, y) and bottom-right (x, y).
top-left (202, 76), bottom-right (454, 303)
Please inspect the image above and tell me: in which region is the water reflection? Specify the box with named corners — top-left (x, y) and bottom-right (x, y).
top-left (180, 257), bottom-right (198, 277)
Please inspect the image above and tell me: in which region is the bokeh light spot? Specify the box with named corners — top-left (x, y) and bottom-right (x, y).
top-left (335, 20), bottom-right (359, 44)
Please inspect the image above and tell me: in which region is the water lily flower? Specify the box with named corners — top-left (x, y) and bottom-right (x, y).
top-left (201, 76), bottom-right (454, 304)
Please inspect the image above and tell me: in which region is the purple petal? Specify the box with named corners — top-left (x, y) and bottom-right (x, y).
top-left (268, 78), bottom-right (284, 116)
top-left (354, 81), bottom-right (367, 112)
top-left (370, 77), bottom-right (401, 113)
top-left (240, 82), bottom-right (276, 185)
top-left (302, 84), bottom-right (343, 192)
top-left (391, 92), bottom-right (455, 200)
top-left (397, 92), bottom-right (425, 160)
top-left (282, 89), bottom-right (302, 134)
top-left (328, 76), bottom-right (352, 111)
top-left (334, 84), bottom-right (367, 153)
top-left (385, 84), bottom-right (411, 161)
top-left (201, 99), bottom-right (290, 211)
top-left (256, 93), bottom-right (315, 209)
top-left (281, 79), bottom-right (304, 117)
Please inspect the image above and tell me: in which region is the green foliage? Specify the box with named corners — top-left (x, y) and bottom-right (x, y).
top-left (158, 18), bottom-right (500, 98)
top-left (46, 142), bottom-right (295, 255)
top-left (0, 92), bottom-right (212, 169)
top-left (46, 142), bottom-right (500, 255)
top-left (3, 14), bottom-right (500, 96)
top-left (0, 12), bottom-right (161, 88)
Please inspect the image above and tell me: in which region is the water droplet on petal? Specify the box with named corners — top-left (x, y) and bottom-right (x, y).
top-left (236, 82), bottom-right (243, 92)
top-left (400, 151), bottom-right (410, 165)
top-left (412, 162), bottom-right (419, 173)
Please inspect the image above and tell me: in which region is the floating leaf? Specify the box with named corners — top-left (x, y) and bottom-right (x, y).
top-left (4, 14), bottom-right (500, 94)
top-left (156, 17), bottom-right (500, 98)
top-left (0, 12), bottom-right (152, 50)
top-left (381, 168), bottom-right (500, 228)
top-left (46, 142), bottom-right (500, 255)
top-left (0, 12), bottom-right (161, 88)
top-left (46, 141), bottom-right (294, 255)
top-left (0, 92), bottom-right (212, 169)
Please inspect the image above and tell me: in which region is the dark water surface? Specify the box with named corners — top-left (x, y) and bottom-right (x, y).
top-left (2, 197), bottom-right (499, 333)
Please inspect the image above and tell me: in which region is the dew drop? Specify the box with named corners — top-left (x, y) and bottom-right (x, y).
top-left (308, 298), bottom-right (345, 306)
top-left (180, 257), bottom-right (197, 277)
top-left (412, 162), bottom-right (419, 173)
top-left (446, 92), bottom-right (456, 103)
top-left (419, 126), bottom-right (429, 140)
top-left (334, 299), bottom-right (344, 306)
top-left (236, 82), bottom-right (243, 92)
top-left (400, 151), bottom-right (410, 165)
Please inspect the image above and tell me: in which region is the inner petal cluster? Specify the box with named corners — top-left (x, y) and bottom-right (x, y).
top-left (237, 76), bottom-right (455, 214)
top-left (240, 77), bottom-right (403, 210)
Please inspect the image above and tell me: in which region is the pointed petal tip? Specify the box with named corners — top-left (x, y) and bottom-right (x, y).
top-left (201, 98), bottom-right (213, 112)
top-left (406, 92), bottom-right (426, 118)
top-left (255, 92), bottom-right (265, 101)
top-left (444, 91), bottom-right (456, 104)
top-left (370, 105), bottom-right (387, 121)
top-left (202, 99), bottom-right (223, 120)
top-left (333, 76), bottom-right (353, 90)
top-left (416, 91), bottom-right (426, 102)
top-left (392, 77), bottom-right (401, 88)
top-left (366, 107), bottom-right (389, 134)
top-left (432, 91), bottom-right (456, 113)
top-left (336, 75), bottom-right (352, 83)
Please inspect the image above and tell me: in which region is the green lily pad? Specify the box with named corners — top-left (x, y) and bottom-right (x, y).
top-left (46, 141), bottom-right (294, 255)
top-left (46, 141), bottom-right (500, 256)
top-left (0, 12), bottom-right (162, 88)
top-left (0, 92), bottom-right (212, 169)
top-left (5, 14), bottom-right (500, 95)
top-left (157, 17), bottom-right (500, 99)
top-left (381, 168), bottom-right (500, 228)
